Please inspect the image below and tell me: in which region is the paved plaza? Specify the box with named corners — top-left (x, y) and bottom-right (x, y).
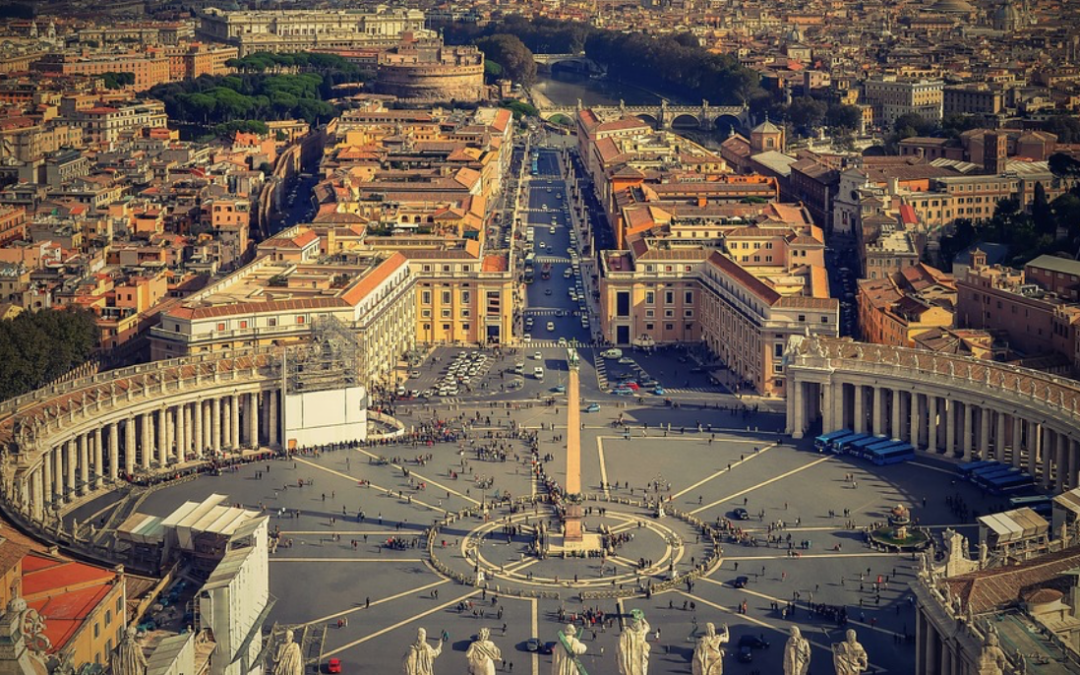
top-left (122, 396), bottom-right (1000, 675)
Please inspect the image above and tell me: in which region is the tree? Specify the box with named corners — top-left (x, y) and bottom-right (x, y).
top-left (484, 60), bottom-right (504, 79)
top-left (1049, 152), bottom-right (1080, 179)
top-left (503, 101), bottom-right (538, 119)
top-left (786, 97), bottom-right (827, 134)
top-left (825, 104), bottom-right (862, 132)
top-left (475, 34), bottom-right (536, 86)
top-left (1043, 116), bottom-right (1080, 144)
top-left (1032, 182), bottom-right (1053, 235)
top-left (893, 113), bottom-right (936, 139)
top-left (0, 309), bottom-right (98, 401)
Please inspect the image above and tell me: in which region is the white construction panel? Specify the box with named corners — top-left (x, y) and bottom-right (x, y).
top-left (283, 385), bottom-right (368, 449)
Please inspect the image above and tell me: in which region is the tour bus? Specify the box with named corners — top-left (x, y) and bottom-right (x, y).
top-left (868, 441), bottom-right (915, 466)
top-left (850, 435), bottom-right (891, 460)
top-left (1008, 494), bottom-right (1053, 516)
top-left (958, 460), bottom-right (997, 479)
top-left (973, 465), bottom-right (1021, 489)
top-left (815, 429), bottom-right (853, 452)
top-left (986, 471), bottom-right (1035, 495)
top-left (834, 433), bottom-right (873, 454)
top-left (820, 431), bottom-right (861, 453)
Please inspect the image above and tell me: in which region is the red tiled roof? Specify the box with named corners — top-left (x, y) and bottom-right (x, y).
top-left (339, 252), bottom-right (407, 305)
top-left (944, 546), bottom-right (1080, 614)
top-left (706, 251), bottom-right (781, 305)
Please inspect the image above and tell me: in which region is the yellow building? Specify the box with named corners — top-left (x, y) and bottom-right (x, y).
top-left (857, 275), bottom-right (955, 347)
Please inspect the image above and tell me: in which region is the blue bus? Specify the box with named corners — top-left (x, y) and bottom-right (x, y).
top-left (815, 430), bottom-right (853, 452)
top-left (974, 466), bottom-right (1020, 489)
top-left (850, 435), bottom-right (891, 459)
top-left (871, 442), bottom-right (915, 466)
top-left (970, 463), bottom-right (1009, 480)
top-left (834, 433), bottom-right (872, 454)
top-left (987, 472), bottom-right (1035, 495)
top-left (1008, 494), bottom-right (1053, 516)
top-left (958, 460), bottom-right (997, 478)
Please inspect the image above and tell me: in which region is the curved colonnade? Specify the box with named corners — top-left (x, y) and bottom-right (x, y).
top-left (786, 337), bottom-right (1080, 491)
top-left (0, 347), bottom-right (288, 526)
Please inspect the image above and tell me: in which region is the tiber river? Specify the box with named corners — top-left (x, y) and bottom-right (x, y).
top-left (531, 70), bottom-right (663, 107)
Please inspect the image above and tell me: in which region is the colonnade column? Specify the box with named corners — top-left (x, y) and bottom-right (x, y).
top-left (65, 439), bottom-right (76, 499)
top-left (212, 398), bottom-right (221, 455)
top-left (1012, 416), bottom-right (1023, 469)
top-left (822, 382), bottom-right (834, 434)
top-left (926, 396), bottom-right (938, 453)
top-left (177, 404), bottom-right (187, 463)
top-left (995, 410), bottom-right (1006, 463)
top-left (30, 469), bottom-right (42, 522)
top-left (76, 435), bottom-right (88, 496)
top-left (159, 407), bottom-right (170, 465)
top-left (42, 450), bottom-right (53, 509)
top-left (979, 408), bottom-right (991, 462)
top-left (1027, 421), bottom-right (1040, 476)
top-left (944, 400), bottom-right (955, 456)
top-left (125, 417), bottom-right (135, 476)
top-left (1055, 431), bottom-right (1068, 491)
top-left (853, 384), bottom-right (865, 434)
top-left (1041, 426), bottom-right (1055, 489)
top-left (269, 390), bottom-right (279, 448)
top-left (872, 387), bottom-right (883, 436)
top-left (231, 395), bottom-right (241, 450)
top-left (962, 403), bottom-right (973, 460)
top-left (193, 401), bottom-right (203, 458)
top-left (909, 393), bottom-right (920, 449)
top-left (93, 428), bottom-right (103, 489)
top-left (891, 388), bottom-right (901, 439)
top-left (249, 392), bottom-right (259, 449)
top-left (109, 422), bottom-right (119, 484)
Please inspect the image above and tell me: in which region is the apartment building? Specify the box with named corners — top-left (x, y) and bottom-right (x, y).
top-left (600, 220), bottom-right (838, 397)
top-left (33, 52), bottom-right (172, 92)
top-left (954, 250), bottom-right (1080, 363)
top-left (150, 242), bottom-right (417, 390)
top-left (863, 77), bottom-right (944, 127)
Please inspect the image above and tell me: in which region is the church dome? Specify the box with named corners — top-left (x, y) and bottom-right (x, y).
top-left (752, 118), bottom-right (782, 134)
top-left (928, 0), bottom-right (976, 12)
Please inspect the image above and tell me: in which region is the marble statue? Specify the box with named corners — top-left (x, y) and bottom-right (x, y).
top-left (113, 625), bottom-right (148, 675)
top-left (691, 622), bottom-right (728, 675)
top-left (784, 626), bottom-right (811, 675)
top-left (465, 628), bottom-right (501, 675)
top-left (403, 627), bottom-right (442, 675)
top-left (977, 628), bottom-right (1008, 675)
top-left (831, 629), bottom-right (869, 675)
top-left (617, 609), bottom-right (651, 675)
top-left (273, 629), bottom-right (303, 675)
top-left (552, 624), bottom-right (587, 675)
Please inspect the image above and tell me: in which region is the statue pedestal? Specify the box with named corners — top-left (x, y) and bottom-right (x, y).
top-left (550, 532), bottom-right (603, 554)
top-left (564, 504), bottom-right (583, 543)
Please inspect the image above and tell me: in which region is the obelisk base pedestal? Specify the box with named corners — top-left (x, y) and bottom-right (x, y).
top-left (564, 503), bottom-right (583, 542)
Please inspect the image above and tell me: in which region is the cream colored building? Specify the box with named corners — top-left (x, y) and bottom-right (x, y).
top-left (197, 7), bottom-right (432, 55)
top-left (149, 238), bottom-right (416, 390)
top-left (863, 77), bottom-right (944, 127)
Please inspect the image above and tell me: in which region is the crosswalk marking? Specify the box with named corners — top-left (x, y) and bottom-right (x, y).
top-left (534, 255), bottom-right (572, 264)
top-left (519, 340), bottom-right (600, 348)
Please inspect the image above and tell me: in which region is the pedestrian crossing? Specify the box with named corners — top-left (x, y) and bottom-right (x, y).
top-left (534, 256), bottom-right (571, 264)
top-left (523, 308), bottom-right (567, 316)
top-left (594, 354), bottom-right (610, 389)
top-left (520, 340), bottom-right (599, 348)
top-left (660, 386), bottom-right (729, 395)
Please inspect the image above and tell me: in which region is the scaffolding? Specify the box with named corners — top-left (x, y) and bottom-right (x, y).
top-left (283, 316), bottom-right (361, 395)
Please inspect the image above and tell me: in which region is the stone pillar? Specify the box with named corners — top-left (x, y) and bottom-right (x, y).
top-left (872, 386), bottom-right (883, 436)
top-left (927, 395), bottom-right (938, 454)
top-left (175, 404), bottom-right (185, 464)
top-left (30, 468), bottom-right (42, 522)
top-left (231, 395), bottom-right (241, 450)
top-left (1027, 421), bottom-right (1040, 476)
top-left (979, 408), bottom-right (991, 461)
top-left (995, 410), bottom-right (1006, 463)
top-left (249, 391), bottom-right (259, 449)
top-left (891, 388), bottom-right (901, 439)
top-left (1061, 436), bottom-right (1074, 491)
top-left (42, 449), bottom-right (53, 508)
top-left (822, 382), bottom-right (834, 433)
top-left (852, 384), bottom-right (864, 434)
top-left (943, 400), bottom-right (954, 456)
top-left (924, 620), bottom-right (939, 675)
top-left (158, 407), bottom-right (169, 465)
top-left (125, 417), bottom-right (136, 476)
top-left (109, 422), bottom-right (119, 484)
top-left (793, 381), bottom-right (806, 439)
top-left (142, 412), bottom-right (153, 469)
top-left (194, 400), bottom-right (204, 457)
top-left (1012, 415), bottom-right (1023, 469)
top-left (212, 397), bottom-right (222, 455)
top-left (1041, 425), bottom-right (1055, 489)
top-left (268, 390), bottom-right (279, 447)
top-left (909, 393), bottom-right (920, 449)
top-left (54, 445), bottom-right (64, 503)
top-left (786, 384), bottom-right (796, 435)
top-left (65, 439), bottom-right (76, 498)
top-left (93, 427), bottom-right (103, 489)
top-left (962, 403), bottom-right (973, 460)
top-left (76, 434), bottom-right (88, 495)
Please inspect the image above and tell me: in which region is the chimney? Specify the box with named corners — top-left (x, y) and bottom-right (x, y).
top-left (888, 176), bottom-right (899, 196)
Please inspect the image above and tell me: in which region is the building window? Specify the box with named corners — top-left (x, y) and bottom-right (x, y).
top-left (296, 316), bottom-right (305, 324)
top-left (798, 315), bottom-right (806, 322)
top-left (461, 309), bottom-right (470, 318)
top-left (665, 323), bottom-right (674, 330)
top-left (774, 364), bottom-right (784, 373)
top-left (443, 265), bottom-right (451, 272)
top-left (645, 323), bottom-right (654, 330)
top-left (422, 309), bottom-right (431, 318)
top-left (665, 310), bottom-right (674, 318)
top-left (422, 291), bottom-right (431, 304)
top-left (423, 265), bottom-right (431, 272)
top-left (441, 291), bottom-right (451, 304)
top-left (442, 324), bottom-right (450, 331)
top-left (645, 291), bottom-right (654, 304)
top-left (216, 322), bottom-right (225, 331)
top-left (684, 310), bottom-right (693, 318)
top-left (461, 291), bottom-right (471, 304)
top-left (441, 309), bottom-right (451, 318)
top-left (268, 318), bottom-right (277, 327)
top-left (665, 291), bottom-right (674, 304)
top-left (684, 291), bottom-right (693, 304)
top-left (774, 343), bottom-right (784, 357)
top-left (821, 316), bottom-right (829, 323)
top-left (645, 310), bottom-right (654, 318)
top-left (94, 623), bottom-right (100, 639)
top-left (240, 320), bottom-right (248, 329)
